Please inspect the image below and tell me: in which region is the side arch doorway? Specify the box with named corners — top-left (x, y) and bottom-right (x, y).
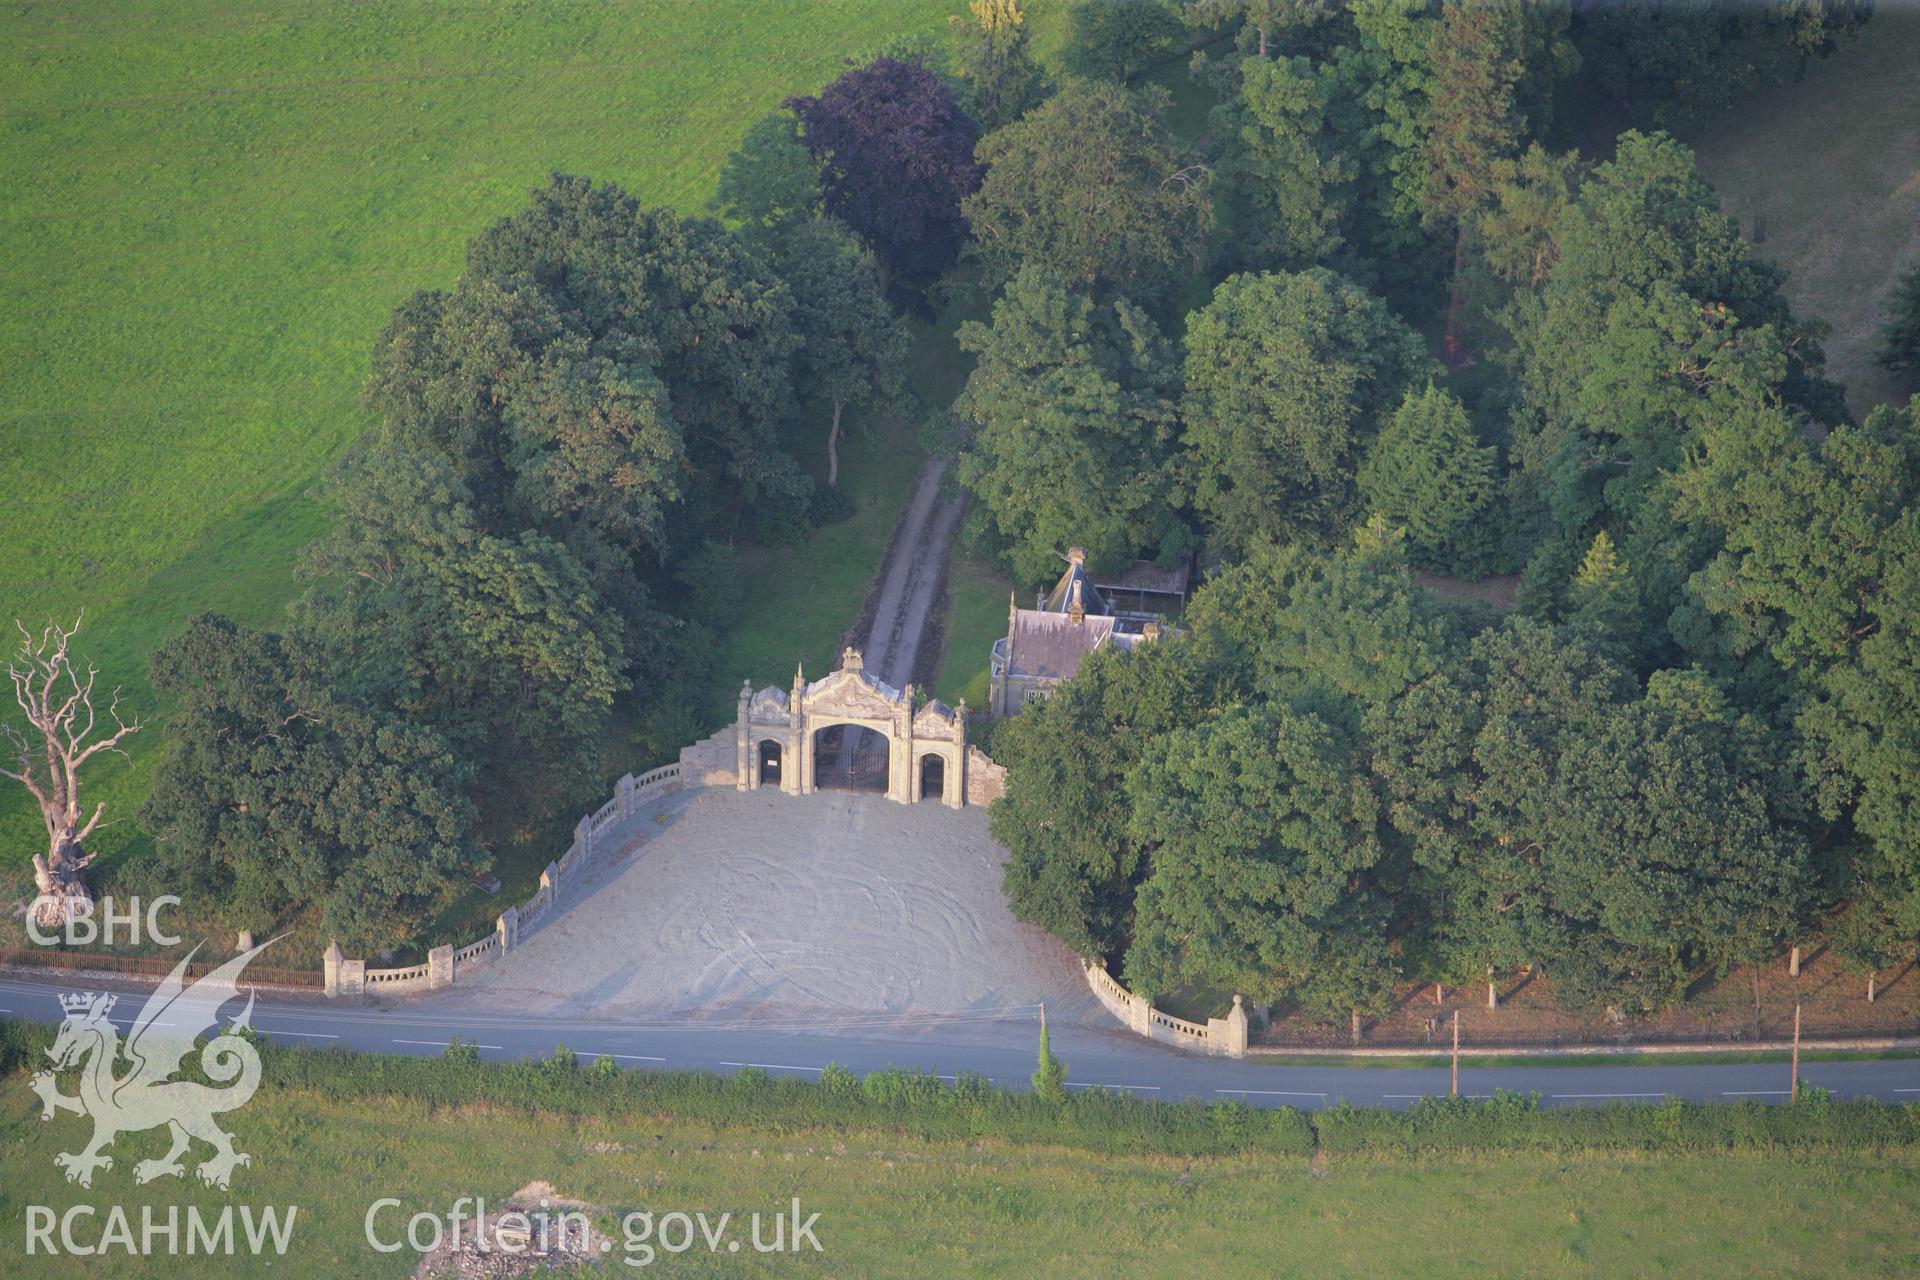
top-left (758, 738), bottom-right (782, 786)
top-left (919, 753), bottom-right (945, 803)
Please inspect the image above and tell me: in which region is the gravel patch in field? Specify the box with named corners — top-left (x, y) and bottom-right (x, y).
top-left (440, 788), bottom-right (1098, 1026)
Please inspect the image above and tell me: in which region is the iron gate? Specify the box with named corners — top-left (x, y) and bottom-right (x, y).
top-left (813, 724), bottom-right (890, 792)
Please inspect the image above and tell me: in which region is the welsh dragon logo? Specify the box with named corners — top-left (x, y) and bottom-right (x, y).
top-left (30, 939), bottom-right (274, 1190)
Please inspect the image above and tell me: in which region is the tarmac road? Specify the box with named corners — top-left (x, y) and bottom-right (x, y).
top-left (5, 969), bottom-right (1916, 1109)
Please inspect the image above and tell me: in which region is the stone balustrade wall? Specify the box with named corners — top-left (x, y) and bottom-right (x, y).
top-left (324, 762), bottom-right (684, 997)
top-left (1083, 961), bottom-right (1248, 1058)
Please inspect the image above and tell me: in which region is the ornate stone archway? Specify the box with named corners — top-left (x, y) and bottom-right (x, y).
top-left (734, 648), bottom-right (969, 808)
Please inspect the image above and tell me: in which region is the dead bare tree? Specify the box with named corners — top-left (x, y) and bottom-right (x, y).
top-left (3, 615), bottom-right (141, 927)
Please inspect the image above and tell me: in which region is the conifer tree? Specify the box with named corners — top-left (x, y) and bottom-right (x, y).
top-left (1568, 529), bottom-right (1636, 649)
top-left (1031, 1014), bottom-right (1068, 1103)
top-left (1357, 383), bottom-right (1496, 570)
top-left (1876, 266), bottom-right (1920, 378)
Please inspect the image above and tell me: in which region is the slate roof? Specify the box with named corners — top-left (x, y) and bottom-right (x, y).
top-left (1001, 547), bottom-right (1176, 686)
top-left (1043, 559), bottom-right (1107, 616)
top-left (1006, 609), bottom-right (1116, 680)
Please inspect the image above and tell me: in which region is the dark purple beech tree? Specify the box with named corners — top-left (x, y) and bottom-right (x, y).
top-left (788, 57), bottom-right (982, 299)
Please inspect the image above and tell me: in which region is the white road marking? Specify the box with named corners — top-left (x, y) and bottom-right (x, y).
top-left (1893, 1088), bottom-right (1920, 1093)
top-left (1550, 1092), bottom-right (1669, 1099)
top-left (1214, 1088), bottom-right (1325, 1098)
top-left (580, 1051), bottom-right (666, 1062)
top-left (1068, 1081), bottom-right (1162, 1091)
top-left (721, 1061), bottom-right (822, 1072)
top-left (1721, 1090), bottom-right (1791, 1096)
top-left (263, 1029), bottom-right (337, 1039)
top-left (394, 1038), bottom-right (502, 1050)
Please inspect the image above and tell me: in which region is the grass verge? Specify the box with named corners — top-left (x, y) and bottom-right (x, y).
top-left (4, 1025), bottom-right (1919, 1277)
top-left (932, 557), bottom-right (1018, 708)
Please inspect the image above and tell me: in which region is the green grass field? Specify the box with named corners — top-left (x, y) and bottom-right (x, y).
top-left (0, 0), bottom-right (1079, 887)
top-left (3, 1074), bottom-right (1916, 1277)
top-left (1681, 8), bottom-right (1920, 418)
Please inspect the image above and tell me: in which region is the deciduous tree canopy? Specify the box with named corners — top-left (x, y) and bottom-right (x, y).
top-left (141, 614), bottom-right (476, 952)
top-left (1061, 0), bottom-right (1187, 83)
top-left (1211, 54), bottom-right (1351, 272)
top-left (711, 110), bottom-right (823, 234)
top-left (965, 80), bottom-right (1212, 313)
top-left (949, 0), bottom-right (1053, 131)
top-left (1125, 704), bottom-right (1395, 1017)
top-left (114, 0), bottom-right (1913, 1011)
top-left (954, 267), bottom-right (1183, 581)
top-left (145, 171), bottom-right (911, 946)
top-left (1572, 0), bottom-right (1869, 129)
top-left (765, 216), bottom-right (910, 487)
top-left (992, 631), bottom-right (1248, 959)
top-left (1182, 268), bottom-right (1427, 553)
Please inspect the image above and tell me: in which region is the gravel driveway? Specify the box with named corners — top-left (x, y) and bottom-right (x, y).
top-left (437, 787), bottom-right (1099, 1027)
